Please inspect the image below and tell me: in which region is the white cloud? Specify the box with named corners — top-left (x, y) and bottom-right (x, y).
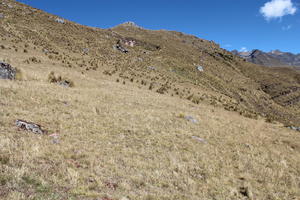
top-left (260, 0), bottom-right (297, 20)
top-left (282, 24), bottom-right (292, 30)
top-left (240, 47), bottom-right (248, 52)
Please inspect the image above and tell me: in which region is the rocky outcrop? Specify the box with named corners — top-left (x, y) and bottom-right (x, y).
top-left (55, 18), bottom-right (65, 24)
top-left (0, 61), bottom-right (16, 80)
top-left (114, 42), bottom-right (129, 53)
top-left (15, 120), bottom-right (46, 134)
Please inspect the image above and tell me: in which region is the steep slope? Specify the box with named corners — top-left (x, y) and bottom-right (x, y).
top-left (1, 0), bottom-right (300, 126)
top-left (0, 1), bottom-right (300, 199)
top-left (1, 54), bottom-right (299, 200)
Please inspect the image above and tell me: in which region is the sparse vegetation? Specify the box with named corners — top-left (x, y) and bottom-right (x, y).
top-left (0, 1), bottom-right (299, 200)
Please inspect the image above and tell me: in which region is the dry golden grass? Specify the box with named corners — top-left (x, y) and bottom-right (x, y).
top-left (1, 49), bottom-right (300, 199)
top-left (0, 1), bottom-right (300, 199)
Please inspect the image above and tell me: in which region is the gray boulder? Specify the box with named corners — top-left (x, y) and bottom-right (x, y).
top-left (55, 18), bottom-right (65, 24)
top-left (0, 61), bottom-right (16, 80)
top-left (196, 66), bottom-right (204, 72)
top-left (15, 120), bottom-right (46, 134)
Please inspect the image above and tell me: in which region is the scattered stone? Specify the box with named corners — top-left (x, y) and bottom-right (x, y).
top-left (196, 66), bottom-right (204, 72)
top-left (43, 49), bottom-right (49, 54)
top-left (0, 61), bottom-right (16, 80)
top-left (121, 21), bottom-right (142, 29)
top-left (0, 13), bottom-right (4, 19)
top-left (122, 38), bottom-right (136, 47)
top-left (59, 80), bottom-right (73, 88)
top-left (239, 186), bottom-right (254, 199)
top-left (185, 116), bottom-right (199, 123)
top-left (114, 44), bottom-right (128, 53)
top-left (192, 136), bottom-right (207, 143)
top-left (82, 48), bottom-right (89, 54)
top-left (288, 126), bottom-right (300, 132)
top-left (55, 18), bottom-right (65, 24)
top-left (148, 66), bottom-right (156, 71)
top-left (15, 120), bottom-right (46, 134)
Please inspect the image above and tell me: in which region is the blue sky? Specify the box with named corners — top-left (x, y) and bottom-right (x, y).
top-left (18, 0), bottom-right (300, 53)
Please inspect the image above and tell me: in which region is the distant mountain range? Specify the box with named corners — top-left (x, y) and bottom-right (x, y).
top-left (232, 49), bottom-right (300, 67)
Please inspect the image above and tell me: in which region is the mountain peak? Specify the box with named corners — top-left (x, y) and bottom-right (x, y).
top-left (270, 50), bottom-right (284, 55)
top-left (118, 21), bottom-right (141, 28)
top-left (233, 49), bottom-right (300, 67)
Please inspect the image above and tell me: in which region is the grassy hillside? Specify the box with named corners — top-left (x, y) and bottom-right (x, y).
top-left (1, 0), bottom-right (300, 125)
top-left (0, 0), bottom-right (300, 199)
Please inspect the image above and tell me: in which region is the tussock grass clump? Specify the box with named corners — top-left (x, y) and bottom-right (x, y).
top-left (47, 71), bottom-right (74, 87)
top-left (149, 82), bottom-right (154, 90)
top-left (265, 116), bottom-right (276, 123)
top-left (15, 68), bottom-right (23, 80)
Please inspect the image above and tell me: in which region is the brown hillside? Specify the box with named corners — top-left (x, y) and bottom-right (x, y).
top-left (1, 0), bottom-right (300, 125)
top-left (0, 0), bottom-right (300, 199)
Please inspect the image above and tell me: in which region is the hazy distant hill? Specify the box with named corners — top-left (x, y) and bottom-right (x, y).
top-left (232, 49), bottom-right (300, 67)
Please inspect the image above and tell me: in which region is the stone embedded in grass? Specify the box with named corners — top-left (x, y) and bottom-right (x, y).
top-left (185, 115), bottom-right (199, 123)
top-left (59, 80), bottom-right (73, 88)
top-left (288, 126), bottom-right (300, 132)
top-left (192, 136), bottom-right (207, 143)
top-left (82, 48), bottom-right (89, 54)
top-left (15, 120), bottom-right (46, 134)
top-left (148, 66), bottom-right (156, 71)
top-left (196, 66), bottom-right (204, 72)
top-left (0, 61), bottom-right (16, 80)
